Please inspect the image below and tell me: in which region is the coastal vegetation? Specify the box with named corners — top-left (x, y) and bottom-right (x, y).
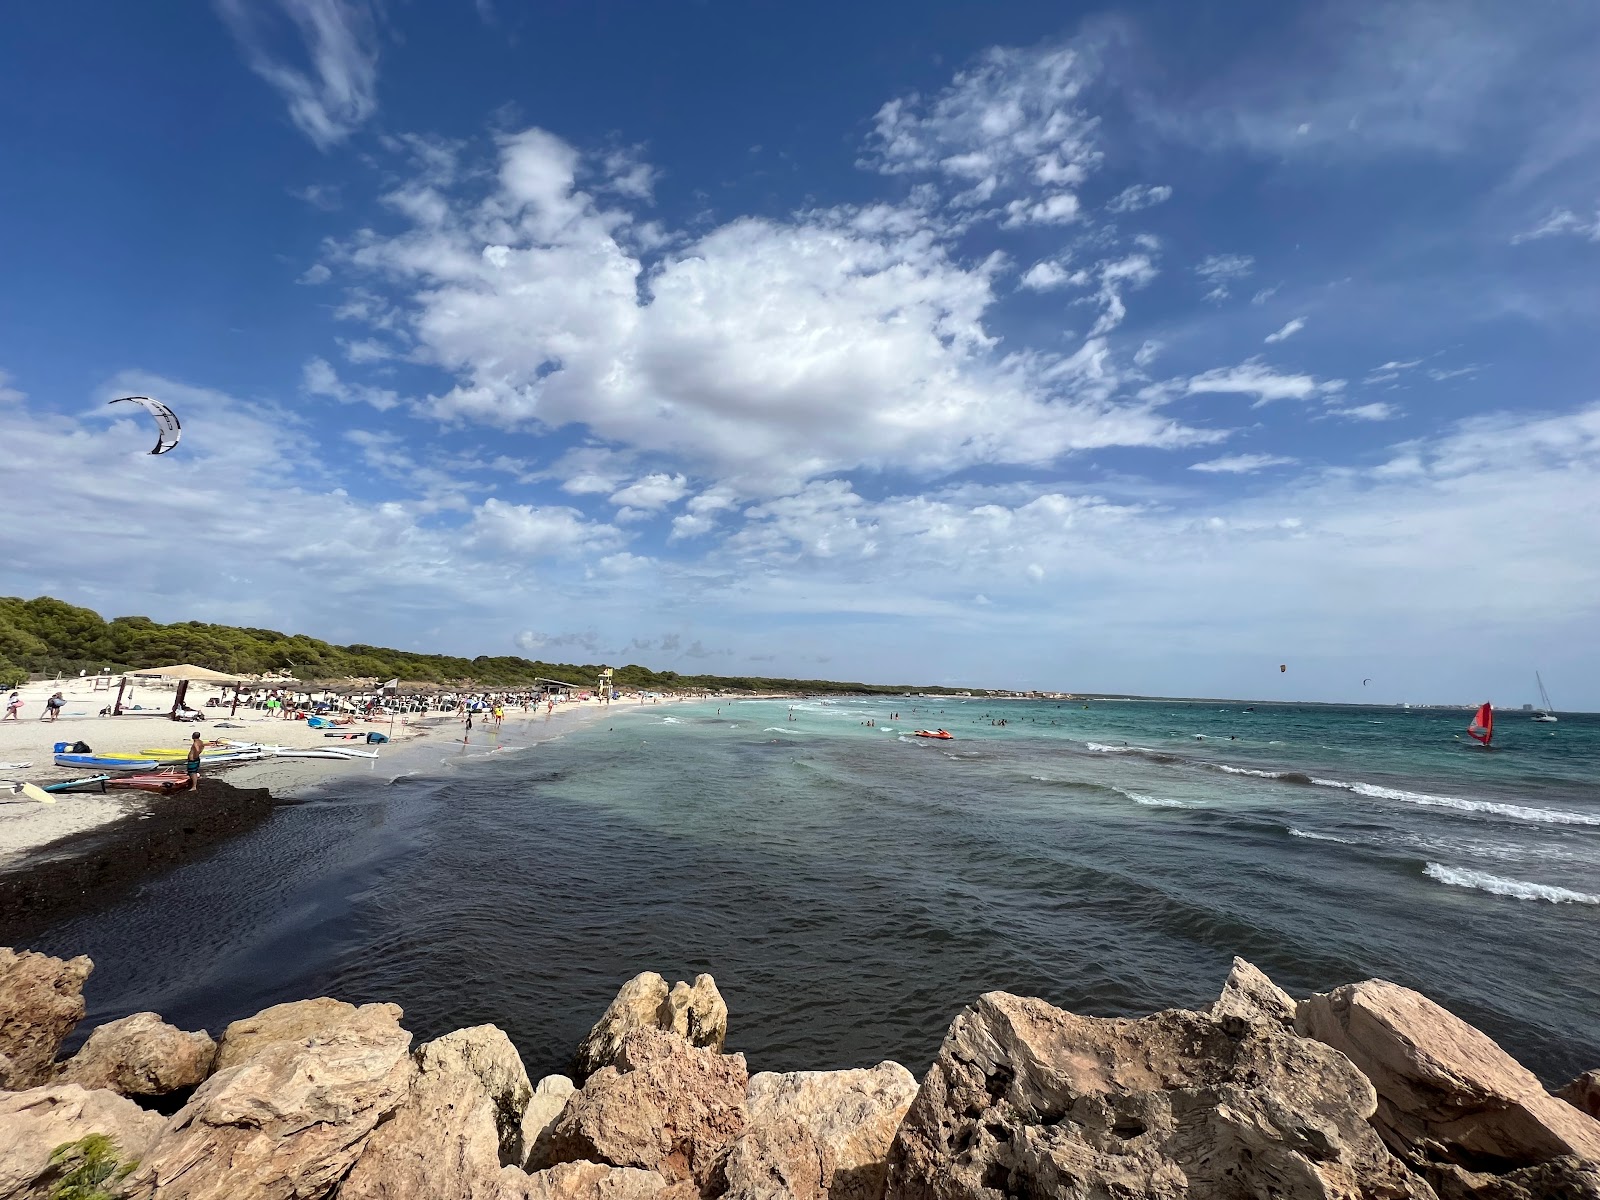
top-left (0, 595), bottom-right (983, 695)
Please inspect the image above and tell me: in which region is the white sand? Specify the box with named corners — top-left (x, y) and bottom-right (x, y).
top-left (0, 676), bottom-right (662, 864)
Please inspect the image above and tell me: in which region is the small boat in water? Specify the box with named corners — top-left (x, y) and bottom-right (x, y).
top-left (1532, 672), bottom-right (1558, 723)
top-left (913, 729), bottom-right (954, 740)
top-left (1466, 702), bottom-right (1494, 749)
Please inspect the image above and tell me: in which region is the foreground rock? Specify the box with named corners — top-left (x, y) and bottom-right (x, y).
top-left (722, 1062), bottom-right (919, 1200)
top-left (59, 1011), bottom-right (216, 1097)
top-left (1298, 979), bottom-right (1600, 1199)
top-left (499, 1161), bottom-right (679, 1200)
top-left (0, 1084), bottom-right (165, 1200)
top-left (885, 989), bottom-right (1431, 1200)
top-left (542, 1027), bottom-right (748, 1188)
top-left (0, 947), bottom-right (91, 1089)
top-left (523, 1074), bottom-right (578, 1170)
top-left (341, 1024), bottom-right (534, 1200)
top-left (212, 995), bottom-right (389, 1071)
top-left (1212, 954), bottom-right (1298, 1029)
top-left (122, 1000), bottom-right (416, 1200)
top-left (1561, 1070), bottom-right (1600, 1120)
top-left (574, 973), bottom-right (728, 1082)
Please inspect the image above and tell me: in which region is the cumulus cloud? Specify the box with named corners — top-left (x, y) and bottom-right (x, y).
top-left (1329, 402), bottom-right (1401, 421)
top-left (1264, 317), bottom-right (1306, 343)
top-left (1190, 453), bottom-right (1298, 473)
top-left (609, 473), bottom-right (689, 511)
top-left (215, 0), bottom-right (381, 149)
top-left (302, 356), bottom-right (400, 411)
top-left (327, 125), bottom-right (1215, 493)
top-left (1018, 260), bottom-right (1088, 291)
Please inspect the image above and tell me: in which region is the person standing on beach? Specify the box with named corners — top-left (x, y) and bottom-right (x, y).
top-left (45, 692), bottom-right (65, 721)
top-left (3, 692), bottom-right (20, 721)
top-left (186, 731), bottom-right (203, 790)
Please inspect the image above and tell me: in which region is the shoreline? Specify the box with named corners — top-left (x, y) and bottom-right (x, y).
top-left (0, 697), bottom-right (637, 942)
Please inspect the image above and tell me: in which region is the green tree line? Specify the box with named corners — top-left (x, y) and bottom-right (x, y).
top-left (0, 596), bottom-right (985, 696)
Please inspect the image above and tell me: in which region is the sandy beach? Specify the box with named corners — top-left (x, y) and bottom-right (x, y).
top-left (0, 676), bottom-right (633, 867)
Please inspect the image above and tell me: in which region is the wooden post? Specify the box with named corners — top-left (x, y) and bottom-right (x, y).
top-left (112, 675), bottom-right (127, 716)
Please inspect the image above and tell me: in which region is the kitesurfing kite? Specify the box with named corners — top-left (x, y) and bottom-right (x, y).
top-left (109, 395), bottom-right (181, 454)
top-left (1279, 663), bottom-right (1287, 673)
top-left (1363, 678), bottom-right (1372, 686)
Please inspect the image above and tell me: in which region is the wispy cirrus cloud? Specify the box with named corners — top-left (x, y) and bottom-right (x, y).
top-left (1264, 317), bottom-right (1306, 343)
top-left (1189, 453), bottom-right (1297, 474)
top-left (1511, 207), bottom-right (1600, 244)
top-left (215, 0), bottom-right (382, 150)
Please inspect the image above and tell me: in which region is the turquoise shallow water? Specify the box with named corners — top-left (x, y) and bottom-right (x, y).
top-left (25, 696), bottom-right (1600, 1082)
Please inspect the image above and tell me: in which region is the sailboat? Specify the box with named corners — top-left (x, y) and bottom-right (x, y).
top-left (1467, 702), bottom-right (1493, 749)
top-left (1532, 673), bottom-right (1558, 723)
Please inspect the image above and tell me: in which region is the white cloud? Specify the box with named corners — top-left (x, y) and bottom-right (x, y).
top-left (1264, 317), bottom-right (1306, 343)
top-left (1250, 285), bottom-right (1279, 305)
top-left (298, 263), bottom-right (332, 285)
top-left (609, 473), bottom-right (689, 511)
top-left (1105, 184), bottom-right (1172, 213)
top-left (1511, 209), bottom-right (1600, 244)
top-left (329, 126), bottom-right (1216, 493)
top-left (859, 43), bottom-right (1101, 219)
top-left (1172, 358), bottom-right (1344, 407)
top-left (214, 0), bottom-right (381, 150)
top-left (1190, 453), bottom-right (1298, 474)
top-left (1329, 402), bottom-right (1401, 421)
top-left (1018, 260), bottom-right (1088, 292)
top-left (468, 498), bottom-right (624, 557)
top-left (302, 356), bottom-right (400, 411)
top-left (602, 148), bottom-right (661, 202)
top-left (1194, 253), bottom-right (1253, 302)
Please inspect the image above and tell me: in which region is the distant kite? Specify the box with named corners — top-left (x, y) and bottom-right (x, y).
top-left (109, 395), bottom-right (181, 454)
top-left (1363, 678), bottom-right (1372, 686)
top-left (1279, 664), bottom-right (1287, 673)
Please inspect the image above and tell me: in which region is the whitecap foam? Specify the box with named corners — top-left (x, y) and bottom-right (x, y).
top-left (761, 727), bottom-right (801, 735)
top-left (660, 717), bottom-right (681, 724)
top-left (1289, 828), bottom-right (1356, 844)
top-left (1134, 795), bottom-right (1198, 809)
top-left (1423, 864), bottom-right (1600, 904)
top-left (1312, 778), bottom-right (1600, 826)
top-left (1216, 764), bottom-right (1284, 779)
top-left (1086, 742), bottom-right (1134, 753)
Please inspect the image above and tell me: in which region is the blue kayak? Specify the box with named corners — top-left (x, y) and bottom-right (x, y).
top-left (53, 754), bottom-right (163, 772)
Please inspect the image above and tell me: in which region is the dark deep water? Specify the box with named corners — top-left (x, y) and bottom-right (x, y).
top-left (21, 698), bottom-right (1600, 1082)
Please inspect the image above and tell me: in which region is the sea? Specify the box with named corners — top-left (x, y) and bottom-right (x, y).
top-left (24, 697), bottom-right (1600, 1084)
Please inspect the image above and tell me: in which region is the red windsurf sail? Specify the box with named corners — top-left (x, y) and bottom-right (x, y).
top-left (1468, 702), bottom-right (1493, 746)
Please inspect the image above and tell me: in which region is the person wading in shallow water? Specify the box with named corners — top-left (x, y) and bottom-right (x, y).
top-left (186, 732), bottom-right (203, 791)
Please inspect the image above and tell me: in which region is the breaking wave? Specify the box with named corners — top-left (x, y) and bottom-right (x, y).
top-left (1289, 828), bottom-right (1356, 844)
top-left (1314, 779), bottom-right (1600, 826)
top-left (1423, 864), bottom-right (1600, 904)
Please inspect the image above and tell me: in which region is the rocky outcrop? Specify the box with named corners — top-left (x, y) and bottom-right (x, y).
top-left (884, 989), bottom-right (1432, 1200)
top-left (212, 996), bottom-right (396, 1071)
top-left (1212, 955), bottom-right (1299, 1029)
top-left (524, 1074), bottom-right (578, 1170)
top-left (721, 1063), bottom-right (919, 1200)
top-left (121, 1000), bottom-right (416, 1200)
top-left (575, 973), bottom-right (729, 1082)
top-left (499, 1160), bottom-right (680, 1200)
top-left (543, 1027), bottom-right (749, 1188)
top-left (341, 1025), bottom-right (531, 1200)
top-left (1298, 979), bottom-right (1600, 1199)
top-left (1561, 1070), bottom-right (1600, 1119)
top-left (59, 1011), bottom-right (217, 1097)
top-left (0, 948), bottom-right (91, 1089)
top-left (0, 1084), bottom-right (165, 1200)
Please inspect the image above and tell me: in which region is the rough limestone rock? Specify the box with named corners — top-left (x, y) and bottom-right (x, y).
top-left (59, 1012), bottom-right (217, 1097)
top-left (664, 976), bottom-right (728, 1055)
top-left (1559, 1069), bottom-right (1600, 1119)
top-left (524, 1074), bottom-right (578, 1170)
top-left (212, 995), bottom-right (393, 1072)
top-left (1297, 978), bottom-right (1600, 1193)
top-left (884, 990), bottom-right (1432, 1200)
top-left (122, 1001), bottom-right (415, 1200)
top-left (1212, 955), bottom-right (1299, 1029)
top-left (722, 1063), bottom-right (920, 1200)
top-left (544, 1026), bottom-right (749, 1188)
top-left (341, 1025), bottom-right (530, 1200)
top-left (574, 973), bottom-right (729, 1082)
top-left (1428, 1156), bottom-right (1600, 1200)
top-left (498, 1160), bottom-right (678, 1200)
top-left (0, 1084), bottom-right (165, 1200)
top-left (0, 947), bottom-right (92, 1089)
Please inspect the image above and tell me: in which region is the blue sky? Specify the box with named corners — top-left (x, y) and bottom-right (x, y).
top-left (3, 0), bottom-right (1599, 706)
